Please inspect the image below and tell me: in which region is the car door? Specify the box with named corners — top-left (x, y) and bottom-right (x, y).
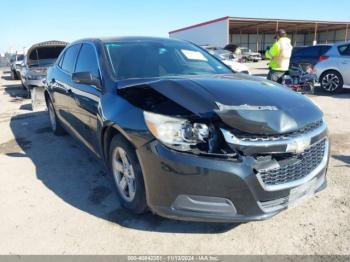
top-left (337, 44), bottom-right (350, 86)
top-left (50, 44), bottom-right (82, 133)
top-left (70, 43), bottom-right (102, 156)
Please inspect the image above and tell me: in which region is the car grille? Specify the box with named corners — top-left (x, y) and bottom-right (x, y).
top-left (257, 139), bottom-right (326, 186)
top-left (235, 120), bottom-right (323, 142)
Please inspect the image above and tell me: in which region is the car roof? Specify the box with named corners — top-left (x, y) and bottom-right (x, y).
top-left (71, 36), bottom-right (186, 45)
top-left (296, 44), bottom-right (332, 49)
top-left (331, 41), bottom-right (350, 46)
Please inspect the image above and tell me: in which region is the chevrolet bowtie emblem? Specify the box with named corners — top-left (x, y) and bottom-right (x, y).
top-left (286, 138), bottom-right (311, 153)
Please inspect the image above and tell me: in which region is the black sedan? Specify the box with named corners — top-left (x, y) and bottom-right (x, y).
top-left (45, 37), bottom-right (329, 222)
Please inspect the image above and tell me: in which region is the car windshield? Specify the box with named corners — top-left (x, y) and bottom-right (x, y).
top-left (28, 46), bottom-right (65, 66)
top-left (16, 55), bottom-right (24, 61)
top-left (104, 41), bottom-right (232, 80)
top-left (213, 49), bottom-right (233, 60)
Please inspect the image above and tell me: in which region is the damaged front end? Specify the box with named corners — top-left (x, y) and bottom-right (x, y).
top-left (117, 81), bottom-right (237, 159)
top-left (118, 77), bottom-right (329, 192)
top-left (216, 102), bottom-right (328, 191)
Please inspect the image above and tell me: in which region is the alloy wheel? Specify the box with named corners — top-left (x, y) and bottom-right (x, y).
top-left (321, 73), bottom-right (340, 92)
top-left (112, 147), bottom-right (136, 202)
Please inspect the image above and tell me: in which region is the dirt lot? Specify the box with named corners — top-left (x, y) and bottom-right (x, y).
top-left (0, 67), bottom-right (349, 255)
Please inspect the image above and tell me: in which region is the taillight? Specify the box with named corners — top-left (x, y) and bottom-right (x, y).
top-left (319, 55), bottom-right (329, 61)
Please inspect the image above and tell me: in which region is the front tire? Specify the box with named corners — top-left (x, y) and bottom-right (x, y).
top-left (320, 70), bottom-right (343, 93)
top-left (11, 70), bottom-right (18, 80)
top-left (47, 99), bottom-right (66, 135)
top-left (109, 135), bottom-right (147, 214)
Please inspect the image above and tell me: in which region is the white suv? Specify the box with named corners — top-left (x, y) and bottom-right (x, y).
top-left (314, 41), bottom-right (350, 93)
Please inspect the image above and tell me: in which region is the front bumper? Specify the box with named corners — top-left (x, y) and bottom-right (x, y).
top-left (136, 139), bottom-right (329, 223)
top-left (23, 78), bottom-right (45, 90)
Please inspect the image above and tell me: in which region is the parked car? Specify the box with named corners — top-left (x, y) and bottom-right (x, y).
top-left (45, 37), bottom-right (329, 222)
top-left (314, 42), bottom-right (350, 93)
top-left (10, 53), bottom-right (24, 80)
top-left (200, 44), bottom-right (219, 53)
top-left (290, 45), bottom-right (332, 69)
top-left (239, 47), bottom-right (262, 62)
top-left (258, 48), bottom-right (270, 60)
top-left (202, 46), bottom-right (250, 74)
top-left (21, 41), bottom-right (67, 110)
top-left (21, 40), bottom-right (67, 93)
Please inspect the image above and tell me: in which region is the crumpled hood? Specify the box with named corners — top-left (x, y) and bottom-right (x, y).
top-left (117, 74), bottom-right (323, 134)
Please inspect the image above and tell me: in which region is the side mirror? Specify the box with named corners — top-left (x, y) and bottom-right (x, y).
top-left (72, 72), bottom-right (101, 88)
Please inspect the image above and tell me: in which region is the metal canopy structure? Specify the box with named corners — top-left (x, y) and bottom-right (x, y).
top-left (169, 16), bottom-right (350, 50)
top-left (228, 17), bottom-right (349, 34)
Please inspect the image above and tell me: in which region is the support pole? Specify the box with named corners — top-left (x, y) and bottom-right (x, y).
top-left (275, 20), bottom-right (279, 31)
top-left (294, 26), bottom-right (298, 46)
top-left (256, 27), bottom-right (259, 52)
top-left (345, 24), bottom-right (349, 41)
top-left (239, 29), bottom-right (242, 46)
top-left (313, 23), bottom-right (318, 45)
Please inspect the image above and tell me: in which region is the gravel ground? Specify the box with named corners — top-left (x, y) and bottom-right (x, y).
top-left (0, 67), bottom-right (349, 255)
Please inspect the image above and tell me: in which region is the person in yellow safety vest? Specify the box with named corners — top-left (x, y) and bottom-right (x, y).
top-left (265, 29), bottom-right (293, 84)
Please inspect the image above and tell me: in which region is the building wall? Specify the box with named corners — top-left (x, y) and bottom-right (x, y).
top-left (169, 19), bottom-right (229, 47)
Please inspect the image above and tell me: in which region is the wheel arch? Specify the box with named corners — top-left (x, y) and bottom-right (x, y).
top-left (44, 89), bottom-right (53, 107)
top-left (101, 124), bottom-right (135, 165)
top-left (319, 68), bottom-right (343, 83)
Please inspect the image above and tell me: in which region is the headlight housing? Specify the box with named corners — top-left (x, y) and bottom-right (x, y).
top-left (143, 111), bottom-right (209, 151)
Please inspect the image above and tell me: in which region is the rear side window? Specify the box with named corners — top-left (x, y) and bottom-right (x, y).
top-left (320, 45), bottom-right (331, 55)
top-left (75, 44), bottom-right (100, 76)
top-left (61, 44), bottom-right (81, 73)
top-left (293, 46), bottom-right (331, 57)
top-left (297, 47), bottom-right (319, 57)
top-left (338, 44), bottom-right (350, 56)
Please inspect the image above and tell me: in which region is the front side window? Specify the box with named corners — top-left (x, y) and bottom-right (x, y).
top-left (75, 44), bottom-right (99, 76)
top-left (61, 44), bottom-right (81, 73)
top-left (104, 41), bottom-right (232, 80)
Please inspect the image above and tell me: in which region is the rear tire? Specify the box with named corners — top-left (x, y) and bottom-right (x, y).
top-left (109, 134), bottom-right (147, 214)
top-left (320, 70), bottom-right (343, 93)
top-left (21, 79), bottom-right (26, 90)
top-left (47, 99), bottom-right (66, 135)
top-left (11, 70), bottom-right (18, 80)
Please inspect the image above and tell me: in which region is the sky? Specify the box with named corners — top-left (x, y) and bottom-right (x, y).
top-left (1, 0), bottom-right (349, 53)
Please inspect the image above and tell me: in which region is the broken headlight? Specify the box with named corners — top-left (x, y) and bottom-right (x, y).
top-left (143, 111), bottom-right (209, 151)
